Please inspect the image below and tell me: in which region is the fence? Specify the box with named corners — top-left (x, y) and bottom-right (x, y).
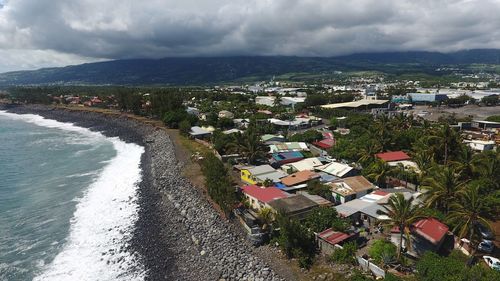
top-left (357, 256), bottom-right (385, 278)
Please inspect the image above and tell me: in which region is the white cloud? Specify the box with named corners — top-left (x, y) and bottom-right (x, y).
top-left (0, 0), bottom-right (500, 72)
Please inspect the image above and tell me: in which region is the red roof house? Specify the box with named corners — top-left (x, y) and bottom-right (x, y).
top-left (376, 151), bottom-right (411, 162)
top-left (317, 228), bottom-right (356, 255)
top-left (412, 218), bottom-right (449, 245)
top-left (313, 138), bottom-right (335, 149)
top-left (241, 185), bottom-right (289, 210)
top-left (390, 218), bottom-right (449, 256)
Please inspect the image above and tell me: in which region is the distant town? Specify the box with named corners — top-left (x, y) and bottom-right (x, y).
top-left (1, 74), bottom-right (500, 280)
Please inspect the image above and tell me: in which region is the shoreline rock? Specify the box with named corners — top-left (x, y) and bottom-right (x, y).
top-left (1, 104), bottom-right (284, 281)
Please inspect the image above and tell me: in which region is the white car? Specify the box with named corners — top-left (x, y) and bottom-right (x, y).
top-left (483, 256), bottom-right (500, 271)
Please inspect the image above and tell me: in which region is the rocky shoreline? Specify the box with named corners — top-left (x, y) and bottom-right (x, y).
top-left (0, 104), bottom-right (284, 281)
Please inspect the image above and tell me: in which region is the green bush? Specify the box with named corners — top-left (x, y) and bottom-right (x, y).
top-left (368, 239), bottom-right (397, 265)
top-left (330, 242), bottom-right (357, 265)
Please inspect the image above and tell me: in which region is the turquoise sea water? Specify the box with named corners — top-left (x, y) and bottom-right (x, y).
top-left (0, 112), bottom-right (145, 281)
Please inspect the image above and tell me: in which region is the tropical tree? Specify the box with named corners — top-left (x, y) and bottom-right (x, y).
top-left (471, 150), bottom-right (500, 188)
top-left (227, 123), bottom-right (267, 164)
top-left (451, 146), bottom-right (476, 180)
top-left (365, 159), bottom-right (394, 188)
top-left (377, 193), bottom-right (424, 260)
top-left (427, 124), bottom-right (462, 165)
top-left (420, 166), bottom-right (467, 214)
top-left (447, 185), bottom-right (491, 256)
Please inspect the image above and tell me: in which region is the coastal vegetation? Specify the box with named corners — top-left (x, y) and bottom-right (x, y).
top-left (200, 153), bottom-right (236, 215)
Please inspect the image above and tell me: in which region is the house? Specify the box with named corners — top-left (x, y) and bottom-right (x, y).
top-left (269, 142), bottom-right (309, 153)
top-left (240, 165), bottom-right (288, 185)
top-left (280, 170), bottom-right (321, 189)
top-left (255, 96), bottom-right (276, 107)
top-left (282, 157), bottom-right (324, 172)
top-left (329, 176), bottom-right (375, 204)
top-left (317, 162), bottom-right (357, 178)
top-left (390, 218), bottom-right (450, 257)
top-left (317, 229), bottom-right (357, 255)
top-left (376, 151), bottom-right (411, 162)
top-left (297, 191), bottom-right (333, 207)
top-left (186, 107), bottom-right (200, 116)
top-left (376, 151), bottom-right (420, 172)
top-left (471, 120), bottom-right (500, 130)
top-left (335, 190), bottom-right (418, 227)
top-left (313, 138), bottom-right (335, 150)
top-left (189, 126), bottom-right (212, 139)
top-left (241, 185), bottom-right (290, 211)
top-left (261, 134), bottom-right (286, 144)
top-left (218, 110), bottom-right (235, 119)
top-left (267, 194), bottom-right (318, 219)
top-left (233, 118), bottom-right (250, 128)
top-left (222, 128), bottom-right (243, 135)
top-left (270, 151), bottom-right (304, 167)
top-left (465, 140), bottom-right (496, 151)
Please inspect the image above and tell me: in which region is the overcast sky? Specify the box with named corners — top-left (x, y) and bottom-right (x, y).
top-left (0, 0), bottom-right (499, 73)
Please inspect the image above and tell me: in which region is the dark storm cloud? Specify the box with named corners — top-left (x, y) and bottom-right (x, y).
top-left (1, 0), bottom-right (500, 71)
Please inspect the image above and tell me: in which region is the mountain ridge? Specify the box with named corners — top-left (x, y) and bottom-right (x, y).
top-left (1, 49), bottom-right (500, 86)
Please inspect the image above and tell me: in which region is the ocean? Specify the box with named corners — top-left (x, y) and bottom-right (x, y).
top-left (0, 111), bottom-right (145, 281)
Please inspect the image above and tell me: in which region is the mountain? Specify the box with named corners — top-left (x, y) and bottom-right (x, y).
top-left (1, 49), bottom-right (500, 86)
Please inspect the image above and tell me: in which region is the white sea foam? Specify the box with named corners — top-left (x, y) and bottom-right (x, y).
top-left (0, 111), bottom-right (146, 281)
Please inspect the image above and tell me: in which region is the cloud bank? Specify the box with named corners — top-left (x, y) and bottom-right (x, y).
top-left (0, 0), bottom-right (499, 72)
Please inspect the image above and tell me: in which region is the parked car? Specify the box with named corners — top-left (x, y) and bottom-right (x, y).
top-left (483, 256), bottom-right (500, 271)
top-left (475, 222), bottom-right (494, 240)
top-left (478, 240), bottom-right (495, 253)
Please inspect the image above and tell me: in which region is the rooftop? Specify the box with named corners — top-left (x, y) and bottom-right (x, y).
top-left (376, 151), bottom-right (411, 162)
top-left (281, 170), bottom-right (320, 186)
top-left (330, 176), bottom-right (374, 196)
top-left (248, 164), bottom-right (276, 175)
top-left (317, 162), bottom-right (354, 177)
top-left (321, 99), bottom-right (388, 109)
top-left (241, 185), bottom-right (289, 203)
top-left (318, 229), bottom-right (355, 245)
top-left (267, 194), bottom-right (318, 214)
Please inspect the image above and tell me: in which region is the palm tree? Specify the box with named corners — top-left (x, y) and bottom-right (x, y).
top-left (450, 146), bottom-right (475, 180)
top-left (377, 193), bottom-right (424, 260)
top-left (471, 150), bottom-right (500, 187)
top-left (420, 166), bottom-right (467, 214)
top-left (366, 159), bottom-right (394, 188)
top-left (447, 185), bottom-right (491, 256)
top-left (227, 126), bottom-right (268, 165)
top-left (428, 124), bottom-right (462, 165)
top-left (358, 140), bottom-right (382, 166)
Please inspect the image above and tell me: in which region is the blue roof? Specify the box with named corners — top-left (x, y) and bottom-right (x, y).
top-left (275, 183), bottom-right (287, 189)
top-left (272, 151), bottom-right (304, 161)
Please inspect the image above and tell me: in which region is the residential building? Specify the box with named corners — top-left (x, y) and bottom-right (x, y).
top-left (471, 120), bottom-right (500, 130)
top-left (270, 151), bottom-right (304, 167)
top-left (329, 176), bottom-right (375, 204)
top-left (189, 126), bottom-right (212, 139)
top-left (316, 162), bottom-right (357, 178)
top-left (390, 218), bottom-right (450, 257)
top-left (267, 194), bottom-right (318, 219)
top-left (241, 185), bottom-right (290, 211)
top-left (465, 140), bottom-right (496, 151)
top-left (281, 157), bottom-right (323, 172)
top-left (218, 110), bottom-right (235, 119)
top-left (313, 138), bottom-right (335, 150)
top-left (317, 229), bottom-right (357, 255)
top-left (280, 170), bottom-right (321, 190)
top-left (269, 142), bottom-right (309, 153)
top-left (240, 165), bottom-right (288, 185)
top-left (261, 134), bottom-right (286, 144)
